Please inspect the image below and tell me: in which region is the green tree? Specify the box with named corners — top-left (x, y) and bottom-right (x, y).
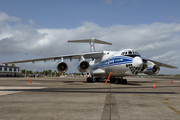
top-left (11, 64), bottom-right (16, 67)
top-left (21, 69), bottom-right (25, 74)
top-left (48, 69), bottom-right (52, 74)
top-left (29, 70), bottom-right (33, 74)
top-left (44, 70), bottom-right (48, 75)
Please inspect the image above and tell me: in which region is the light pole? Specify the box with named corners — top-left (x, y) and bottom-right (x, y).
top-left (33, 69), bottom-right (35, 77)
top-left (25, 53), bottom-right (27, 77)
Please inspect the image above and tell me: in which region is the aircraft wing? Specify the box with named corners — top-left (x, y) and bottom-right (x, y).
top-left (3, 52), bottom-right (104, 64)
top-left (142, 58), bottom-right (178, 69)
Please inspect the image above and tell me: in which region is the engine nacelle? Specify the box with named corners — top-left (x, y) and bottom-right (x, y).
top-left (140, 63), bottom-right (148, 72)
top-left (57, 62), bottom-right (68, 73)
top-left (144, 65), bottom-right (160, 75)
top-left (77, 61), bottom-right (90, 73)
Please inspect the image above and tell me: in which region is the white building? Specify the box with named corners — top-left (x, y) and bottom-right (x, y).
top-left (0, 65), bottom-right (20, 77)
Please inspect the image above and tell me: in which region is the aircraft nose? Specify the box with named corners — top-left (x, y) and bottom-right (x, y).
top-left (132, 56), bottom-right (143, 67)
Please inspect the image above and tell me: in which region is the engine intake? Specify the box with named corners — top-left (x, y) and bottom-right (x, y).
top-left (57, 62), bottom-right (68, 73)
top-left (140, 63), bottom-right (148, 72)
top-left (77, 61), bottom-right (90, 73)
top-left (144, 65), bottom-right (160, 75)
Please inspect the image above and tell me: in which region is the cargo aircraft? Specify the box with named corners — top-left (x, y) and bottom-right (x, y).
top-left (3, 38), bottom-right (178, 84)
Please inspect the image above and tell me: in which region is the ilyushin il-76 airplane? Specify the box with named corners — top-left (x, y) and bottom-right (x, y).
top-left (3, 38), bottom-right (178, 84)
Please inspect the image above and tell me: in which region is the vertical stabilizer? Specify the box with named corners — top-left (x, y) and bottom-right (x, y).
top-left (68, 38), bottom-right (112, 52)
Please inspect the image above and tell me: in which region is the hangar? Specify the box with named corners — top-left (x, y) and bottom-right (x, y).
top-left (0, 65), bottom-right (20, 77)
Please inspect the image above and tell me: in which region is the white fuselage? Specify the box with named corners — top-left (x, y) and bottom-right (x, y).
top-left (90, 49), bottom-right (143, 79)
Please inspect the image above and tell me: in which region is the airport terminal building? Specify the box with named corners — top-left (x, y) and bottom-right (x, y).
top-left (0, 65), bottom-right (20, 77)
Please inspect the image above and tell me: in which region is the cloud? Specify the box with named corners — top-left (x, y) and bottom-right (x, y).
top-left (0, 12), bottom-right (21, 23)
top-left (168, 16), bottom-right (180, 23)
top-left (103, 0), bottom-right (125, 5)
top-left (104, 0), bottom-right (112, 5)
top-left (0, 12), bottom-right (179, 74)
top-left (0, 12), bottom-right (21, 40)
top-left (29, 19), bottom-right (35, 25)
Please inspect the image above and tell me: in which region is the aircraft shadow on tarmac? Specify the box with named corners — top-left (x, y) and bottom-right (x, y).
top-left (12, 79), bottom-right (179, 95)
top-left (17, 79), bottom-right (144, 85)
top-left (16, 79), bottom-right (179, 88)
top-left (0, 87), bottom-right (178, 94)
top-left (97, 80), bottom-right (143, 85)
top-left (62, 79), bottom-right (151, 85)
top-left (84, 80), bottom-right (155, 86)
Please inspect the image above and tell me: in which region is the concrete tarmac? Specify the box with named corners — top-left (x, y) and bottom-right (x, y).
top-left (0, 77), bottom-right (180, 120)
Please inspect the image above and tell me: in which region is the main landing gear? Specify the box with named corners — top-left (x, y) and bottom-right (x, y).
top-left (87, 77), bottom-right (100, 82)
top-left (87, 77), bottom-right (93, 82)
top-left (110, 77), bottom-right (127, 84)
top-left (87, 77), bottom-right (127, 84)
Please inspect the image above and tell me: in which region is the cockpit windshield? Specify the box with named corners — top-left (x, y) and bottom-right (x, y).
top-left (121, 50), bottom-right (141, 57)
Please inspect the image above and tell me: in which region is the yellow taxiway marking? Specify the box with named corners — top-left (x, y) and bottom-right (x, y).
top-left (134, 94), bottom-right (180, 114)
top-left (163, 98), bottom-right (180, 114)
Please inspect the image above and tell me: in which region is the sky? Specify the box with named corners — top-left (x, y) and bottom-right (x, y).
top-left (0, 0), bottom-right (180, 74)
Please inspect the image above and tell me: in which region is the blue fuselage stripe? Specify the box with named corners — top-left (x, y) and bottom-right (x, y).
top-left (90, 56), bottom-right (133, 69)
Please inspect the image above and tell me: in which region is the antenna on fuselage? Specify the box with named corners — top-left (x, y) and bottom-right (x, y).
top-left (67, 38), bottom-right (112, 52)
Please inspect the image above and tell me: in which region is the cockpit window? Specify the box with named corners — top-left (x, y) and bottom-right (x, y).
top-left (128, 51), bottom-right (132, 55)
top-left (135, 52), bottom-right (140, 55)
top-left (121, 50), bottom-right (141, 57)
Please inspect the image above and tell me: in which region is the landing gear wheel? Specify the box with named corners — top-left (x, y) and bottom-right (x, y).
top-left (115, 77), bottom-right (127, 84)
top-left (122, 79), bottom-right (127, 84)
top-left (115, 78), bottom-right (121, 84)
top-left (95, 78), bottom-right (100, 82)
top-left (87, 77), bottom-right (93, 82)
top-left (115, 79), bottom-right (119, 84)
top-left (110, 78), bottom-right (115, 83)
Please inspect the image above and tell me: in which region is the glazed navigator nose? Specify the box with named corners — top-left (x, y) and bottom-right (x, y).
top-left (132, 56), bottom-right (143, 67)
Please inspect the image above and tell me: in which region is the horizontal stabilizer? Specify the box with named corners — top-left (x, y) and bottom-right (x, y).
top-left (68, 38), bottom-right (112, 45)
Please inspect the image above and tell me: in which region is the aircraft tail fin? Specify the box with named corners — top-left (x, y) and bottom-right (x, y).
top-left (68, 38), bottom-right (112, 52)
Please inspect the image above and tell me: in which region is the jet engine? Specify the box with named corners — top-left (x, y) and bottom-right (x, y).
top-left (144, 65), bottom-right (160, 75)
top-left (77, 61), bottom-right (90, 73)
top-left (140, 63), bottom-right (148, 72)
top-left (57, 62), bottom-right (68, 73)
